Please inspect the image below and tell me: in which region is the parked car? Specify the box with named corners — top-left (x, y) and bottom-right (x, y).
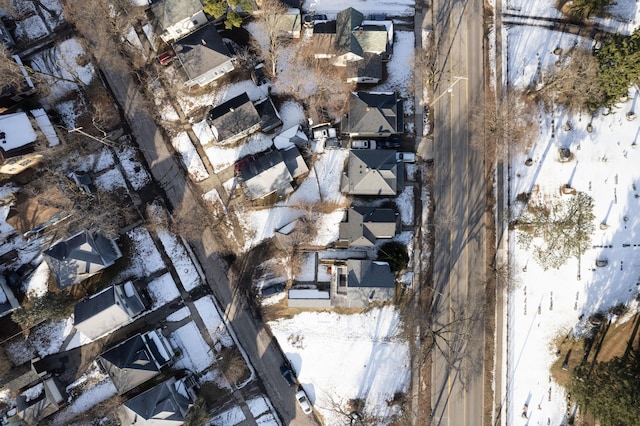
top-left (377, 137), bottom-right (402, 149)
top-left (396, 152), bottom-right (416, 162)
top-left (280, 363), bottom-right (296, 387)
top-left (351, 140), bottom-right (376, 149)
top-left (157, 50), bottom-right (176, 65)
top-left (259, 283), bottom-right (285, 297)
top-left (295, 389), bottom-right (313, 414)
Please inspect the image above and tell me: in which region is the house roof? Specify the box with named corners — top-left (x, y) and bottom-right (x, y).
top-left (74, 283), bottom-right (145, 333)
top-left (341, 91), bottom-right (402, 136)
top-left (343, 150), bottom-right (403, 196)
top-left (281, 145), bottom-right (308, 179)
top-left (336, 8), bottom-right (364, 54)
top-left (99, 331), bottom-right (170, 394)
top-left (345, 53), bottom-right (382, 81)
top-left (240, 150), bottom-right (294, 200)
top-left (6, 185), bottom-right (73, 236)
top-left (275, 9), bottom-right (301, 35)
top-left (347, 259), bottom-right (394, 288)
top-left (352, 25), bottom-right (389, 53)
top-left (16, 377), bottom-right (66, 425)
top-left (0, 112), bottom-right (37, 154)
top-left (150, 0), bottom-right (204, 30)
top-left (208, 92), bottom-right (261, 144)
top-left (254, 96), bottom-right (282, 133)
top-left (43, 231), bottom-right (122, 289)
top-left (339, 206), bottom-right (397, 247)
top-left (124, 378), bottom-right (192, 424)
top-left (173, 24), bottom-right (233, 83)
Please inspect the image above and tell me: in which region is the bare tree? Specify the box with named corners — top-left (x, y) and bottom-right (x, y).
top-left (253, 0), bottom-right (287, 76)
top-left (533, 47), bottom-right (604, 111)
top-left (471, 89), bottom-right (539, 159)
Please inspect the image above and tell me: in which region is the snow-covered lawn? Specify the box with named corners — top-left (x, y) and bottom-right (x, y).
top-left (119, 226), bottom-right (165, 280)
top-left (171, 321), bottom-right (214, 373)
top-left (374, 31), bottom-right (415, 115)
top-left (156, 229), bottom-right (202, 291)
top-left (269, 307), bottom-right (410, 425)
top-left (194, 296), bottom-right (234, 347)
top-left (148, 273), bottom-right (181, 309)
top-left (171, 132), bottom-right (210, 182)
top-left (505, 23), bottom-right (640, 425)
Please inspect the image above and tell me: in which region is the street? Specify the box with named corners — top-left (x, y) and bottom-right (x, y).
top-left (429, 0), bottom-right (487, 424)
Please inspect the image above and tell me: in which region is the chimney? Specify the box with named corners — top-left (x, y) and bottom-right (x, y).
top-left (201, 39), bottom-right (207, 45)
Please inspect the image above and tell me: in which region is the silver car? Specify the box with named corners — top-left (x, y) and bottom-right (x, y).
top-left (295, 389), bottom-right (312, 415)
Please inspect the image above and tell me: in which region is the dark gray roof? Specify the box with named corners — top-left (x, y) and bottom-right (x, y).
top-left (99, 333), bottom-right (165, 394)
top-left (280, 146), bottom-right (308, 179)
top-left (239, 150), bottom-right (294, 200)
top-left (347, 259), bottom-right (394, 288)
top-left (345, 53), bottom-right (382, 81)
top-left (73, 284), bottom-right (144, 325)
top-left (339, 207), bottom-right (397, 247)
top-left (341, 92), bottom-right (403, 136)
top-left (150, 0), bottom-right (204, 30)
top-left (344, 150), bottom-right (403, 196)
top-left (124, 378), bottom-right (192, 422)
top-left (254, 96), bottom-right (282, 133)
top-left (43, 231), bottom-right (121, 289)
top-left (336, 8), bottom-right (364, 55)
top-left (173, 23), bottom-right (233, 82)
top-left (208, 92), bottom-right (261, 143)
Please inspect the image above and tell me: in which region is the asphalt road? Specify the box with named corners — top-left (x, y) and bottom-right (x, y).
top-left (99, 54), bottom-right (317, 425)
top-left (429, 0), bottom-right (487, 424)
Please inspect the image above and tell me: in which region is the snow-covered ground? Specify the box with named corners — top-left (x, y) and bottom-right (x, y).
top-left (269, 307), bottom-right (410, 425)
top-left (504, 22), bottom-right (640, 426)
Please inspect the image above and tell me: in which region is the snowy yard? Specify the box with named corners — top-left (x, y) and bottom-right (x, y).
top-left (504, 22), bottom-right (640, 425)
top-left (269, 307), bottom-right (410, 425)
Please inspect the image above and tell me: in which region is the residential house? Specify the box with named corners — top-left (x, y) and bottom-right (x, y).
top-left (0, 112), bottom-right (37, 161)
top-left (173, 23), bottom-right (235, 87)
top-left (150, 0), bottom-right (208, 43)
top-left (6, 185), bottom-right (73, 238)
top-left (341, 91), bottom-right (403, 137)
top-left (254, 96), bottom-right (283, 133)
top-left (73, 282), bottom-right (146, 340)
top-left (123, 377), bottom-right (193, 426)
top-left (238, 146), bottom-right (308, 200)
top-left (208, 92), bottom-right (261, 145)
top-left (0, 275), bottom-right (19, 318)
top-left (0, 55), bottom-right (36, 114)
top-left (307, 7), bottom-right (393, 82)
top-left (98, 329), bottom-right (174, 394)
top-left (15, 377), bottom-right (66, 425)
top-left (341, 150), bottom-right (404, 196)
top-left (332, 259), bottom-right (395, 308)
top-left (274, 9), bottom-right (302, 38)
top-left (43, 231), bottom-right (123, 289)
top-left (338, 206), bottom-right (398, 247)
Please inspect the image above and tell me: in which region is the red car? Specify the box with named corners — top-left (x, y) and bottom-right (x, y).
top-left (157, 50), bottom-right (176, 65)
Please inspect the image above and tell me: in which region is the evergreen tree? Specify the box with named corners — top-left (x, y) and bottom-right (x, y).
top-left (568, 351), bottom-right (640, 426)
top-left (517, 192), bottom-right (595, 270)
top-left (569, 0), bottom-right (612, 18)
top-left (377, 242), bottom-right (409, 272)
top-left (596, 29), bottom-right (640, 107)
top-left (203, 0), bottom-right (253, 29)
top-left (12, 292), bottom-right (75, 331)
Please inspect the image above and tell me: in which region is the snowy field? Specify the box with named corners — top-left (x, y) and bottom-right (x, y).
top-left (269, 307), bottom-right (410, 425)
top-left (505, 23), bottom-right (640, 425)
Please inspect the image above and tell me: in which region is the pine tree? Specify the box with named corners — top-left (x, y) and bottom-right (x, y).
top-left (12, 292), bottom-right (75, 331)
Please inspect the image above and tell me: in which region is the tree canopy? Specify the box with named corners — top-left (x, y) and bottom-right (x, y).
top-left (516, 192), bottom-right (595, 270)
top-left (377, 242), bottom-right (409, 272)
top-left (596, 29), bottom-right (640, 107)
top-left (12, 291), bottom-right (75, 331)
top-left (203, 0), bottom-right (253, 29)
top-left (568, 351), bottom-right (640, 426)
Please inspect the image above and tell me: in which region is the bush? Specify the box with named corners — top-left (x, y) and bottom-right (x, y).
top-left (12, 291), bottom-right (75, 331)
top-left (377, 242), bottom-right (409, 272)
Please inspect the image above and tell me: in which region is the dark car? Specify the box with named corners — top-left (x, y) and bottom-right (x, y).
top-left (377, 136), bottom-right (402, 149)
top-left (260, 283), bottom-right (285, 297)
top-left (280, 363), bottom-right (296, 387)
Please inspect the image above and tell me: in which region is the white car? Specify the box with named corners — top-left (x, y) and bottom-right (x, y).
top-left (295, 389), bottom-right (313, 415)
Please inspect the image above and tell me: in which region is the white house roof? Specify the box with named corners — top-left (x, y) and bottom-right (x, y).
top-left (0, 112), bottom-right (36, 153)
